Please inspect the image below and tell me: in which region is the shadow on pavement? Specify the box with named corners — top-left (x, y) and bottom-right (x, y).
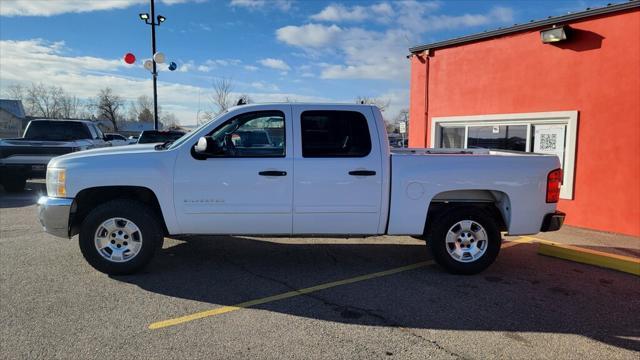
top-left (0, 181), bottom-right (46, 208)
top-left (113, 235), bottom-right (640, 351)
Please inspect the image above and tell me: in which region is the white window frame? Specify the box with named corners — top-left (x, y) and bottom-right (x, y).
top-left (431, 111), bottom-right (578, 200)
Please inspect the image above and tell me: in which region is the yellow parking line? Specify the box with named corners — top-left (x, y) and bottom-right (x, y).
top-left (538, 242), bottom-right (640, 276)
top-left (149, 260), bottom-right (433, 330)
top-left (148, 241), bottom-right (525, 330)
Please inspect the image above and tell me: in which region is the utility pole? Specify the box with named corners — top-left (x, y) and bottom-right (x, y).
top-left (150, 0), bottom-right (158, 130)
top-left (139, 0), bottom-right (166, 130)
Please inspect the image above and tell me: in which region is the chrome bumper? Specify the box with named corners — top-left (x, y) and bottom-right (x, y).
top-left (37, 196), bottom-right (73, 238)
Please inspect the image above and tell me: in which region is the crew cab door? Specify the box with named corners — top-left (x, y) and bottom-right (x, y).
top-left (173, 105), bottom-right (293, 234)
top-left (292, 106), bottom-right (383, 234)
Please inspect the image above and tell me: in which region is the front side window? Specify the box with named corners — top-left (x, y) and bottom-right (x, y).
top-left (201, 110), bottom-right (285, 157)
top-left (86, 123), bottom-right (100, 140)
top-left (92, 124), bottom-right (105, 139)
top-left (301, 110), bottom-right (371, 157)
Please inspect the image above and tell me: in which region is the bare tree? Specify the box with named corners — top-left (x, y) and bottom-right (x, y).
top-left (161, 113), bottom-right (179, 129)
top-left (5, 84), bottom-right (25, 101)
top-left (355, 96), bottom-right (390, 112)
top-left (93, 88), bottom-right (124, 131)
top-left (210, 78), bottom-right (235, 115)
top-left (124, 95), bottom-right (161, 123)
top-left (57, 94), bottom-right (82, 119)
top-left (16, 83), bottom-right (82, 119)
top-left (25, 83), bottom-right (59, 118)
top-left (197, 110), bottom-right (213, 125)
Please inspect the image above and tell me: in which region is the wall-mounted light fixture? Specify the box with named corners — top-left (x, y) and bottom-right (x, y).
top-left (541, 25), bottom-right (569, 43)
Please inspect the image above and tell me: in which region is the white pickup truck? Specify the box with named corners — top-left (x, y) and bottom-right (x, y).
top-left (37, 104), bottom-right (565, 275)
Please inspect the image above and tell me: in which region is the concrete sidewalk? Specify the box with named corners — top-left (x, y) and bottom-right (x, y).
top-left (507, 225), bottom-right (640, 259)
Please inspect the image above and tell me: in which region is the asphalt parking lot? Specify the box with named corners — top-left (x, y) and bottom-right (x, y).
top-left (1, 182), bottom-right (639, 359)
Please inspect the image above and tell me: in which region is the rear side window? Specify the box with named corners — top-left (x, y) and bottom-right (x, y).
top-left (301, 110), bottom-right (371, 158)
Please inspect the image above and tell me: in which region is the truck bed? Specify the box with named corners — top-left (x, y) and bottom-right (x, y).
top-left (387, 148), bottom-right (561, 236)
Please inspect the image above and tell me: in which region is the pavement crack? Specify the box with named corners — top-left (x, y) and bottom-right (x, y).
top-left (220, 253), bottom-right (464, 359)
top-left (323, 247), bottom-right (339, 264)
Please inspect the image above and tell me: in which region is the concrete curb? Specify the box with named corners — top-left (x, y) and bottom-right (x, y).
top-left (537, 242), bottom-right (640, 276)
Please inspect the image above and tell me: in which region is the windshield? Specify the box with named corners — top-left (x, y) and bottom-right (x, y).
top-left (138, 131), bottom-right (185, 144)
top-left (167, 111), bottom-right (227, 149)
top-left (23, 121), bottom-right (90, 141)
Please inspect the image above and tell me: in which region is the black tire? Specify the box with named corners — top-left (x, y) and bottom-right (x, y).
top-left (78, 199), bottom-right (164, 275)
top-left (1, 175), bottom-right (26, 193)
top-left (426, 207), bottom-right (501, 275)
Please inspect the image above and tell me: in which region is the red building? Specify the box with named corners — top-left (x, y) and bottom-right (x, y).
top-left (408, 2), bottom-right (640, 236)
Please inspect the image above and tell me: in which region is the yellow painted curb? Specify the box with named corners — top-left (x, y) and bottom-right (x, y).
top-left (537, 242), bottom-right (640, 276)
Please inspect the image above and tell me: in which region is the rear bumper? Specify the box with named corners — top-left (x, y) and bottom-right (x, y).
top-left (540, 211), bottom-right (565, 232)
top-left (37, 196), bottom-right (73, 238)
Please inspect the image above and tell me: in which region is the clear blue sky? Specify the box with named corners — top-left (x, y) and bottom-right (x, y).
top-left (0, 0), bottom-right (609, 124)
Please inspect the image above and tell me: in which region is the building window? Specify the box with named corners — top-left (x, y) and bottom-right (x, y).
top-left (432, 111), bottom-right (578, 199)
top-left (467, 125), bottom-right (527, 151)
top-left (440, 127), bottom-right (465, 148)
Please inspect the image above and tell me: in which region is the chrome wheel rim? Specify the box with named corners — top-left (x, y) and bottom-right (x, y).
top-left (94, 217), bottom-right (143, 263)
top-left (445, 220), bottom-right (488, 263)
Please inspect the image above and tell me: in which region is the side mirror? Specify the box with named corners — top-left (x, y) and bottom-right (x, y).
top-left (194, 136), bottom-right (222, 156)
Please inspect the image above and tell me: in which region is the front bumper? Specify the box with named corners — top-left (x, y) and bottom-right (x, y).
top-left (540, 211), bottom-right (565, 232)
top-left (37, 196), bottom-right (73, 238)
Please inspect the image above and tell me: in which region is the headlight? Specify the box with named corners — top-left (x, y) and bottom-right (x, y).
top-left (46, 168), bottom-right (67, 197)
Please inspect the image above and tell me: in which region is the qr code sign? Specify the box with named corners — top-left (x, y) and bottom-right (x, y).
top-left (540, 134), bottom-right (557, 151)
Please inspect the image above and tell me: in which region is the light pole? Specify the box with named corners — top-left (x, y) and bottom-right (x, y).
top-left (139, 0), bottom-right (166, 130)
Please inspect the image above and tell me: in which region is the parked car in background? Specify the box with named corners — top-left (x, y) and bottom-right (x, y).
top-left (136, 130), bottom-right (185, 144)
top-left (104, 133), bottom-right (129, 146)
top-left (127, 135), bottom-right (139, 144)
top-left (389, 137), bottom-right (408, 148)
top-left (37, 104), bottom-right (564, 275)
top-left (0, 119), bottom-right (109, 192)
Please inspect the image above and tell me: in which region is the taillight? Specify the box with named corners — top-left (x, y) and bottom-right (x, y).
top-left (546, 168), bottom-right (563, 203)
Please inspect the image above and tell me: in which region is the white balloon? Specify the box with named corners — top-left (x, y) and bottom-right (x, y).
top-left (153, 52), bottom-right (166, 64)
top-left (143, 59), bottom-right (153, 71)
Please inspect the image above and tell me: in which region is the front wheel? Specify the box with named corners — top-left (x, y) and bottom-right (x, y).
top-left (78, 199), bottom-right (164, 275)
top-left (427, 207), bottom-right (501, 275)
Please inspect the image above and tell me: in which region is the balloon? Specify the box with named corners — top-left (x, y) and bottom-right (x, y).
top-left (124, 53), bottom-right (136, 64)
top-left (143, 59), bottom-right (153, 71)
top-left (153, 52), bottom-right (166, 64)
top-left (168, 62), bottom-right (177, 71)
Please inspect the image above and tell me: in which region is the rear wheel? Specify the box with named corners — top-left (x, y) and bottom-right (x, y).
top-left (427, 207), bottom-right (501, 275)
top-left (1, 175), bottom-right (26, 192)
top-left (78, 199), bottom-right (163, 275)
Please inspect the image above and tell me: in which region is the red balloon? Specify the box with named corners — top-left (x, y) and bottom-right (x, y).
top-left (124, 53), bottom-right (136, 64)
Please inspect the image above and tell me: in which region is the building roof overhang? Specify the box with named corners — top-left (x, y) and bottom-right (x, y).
top-left (409, 1), bottom-right (639, 54)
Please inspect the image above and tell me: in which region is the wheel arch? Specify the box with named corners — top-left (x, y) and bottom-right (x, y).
top-left (70, 186), bottom-right (168, 237)
top-left (423, 189), bottom-right (511, 237)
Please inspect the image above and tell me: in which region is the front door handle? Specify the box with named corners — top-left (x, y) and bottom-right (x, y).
top-left (259, 170), bottom-right (287, 176)
top-left (349, 170), bottom-right (376, 176)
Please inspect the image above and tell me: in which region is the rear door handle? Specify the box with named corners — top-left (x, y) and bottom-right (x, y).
top-left (259, 170), bottom-right (287, 176)
top-left (349, 170), bottom-right (376, 176)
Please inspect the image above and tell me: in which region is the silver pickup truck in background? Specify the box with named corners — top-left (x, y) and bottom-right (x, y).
top-left (0, 119), bottom-right (109, 192)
